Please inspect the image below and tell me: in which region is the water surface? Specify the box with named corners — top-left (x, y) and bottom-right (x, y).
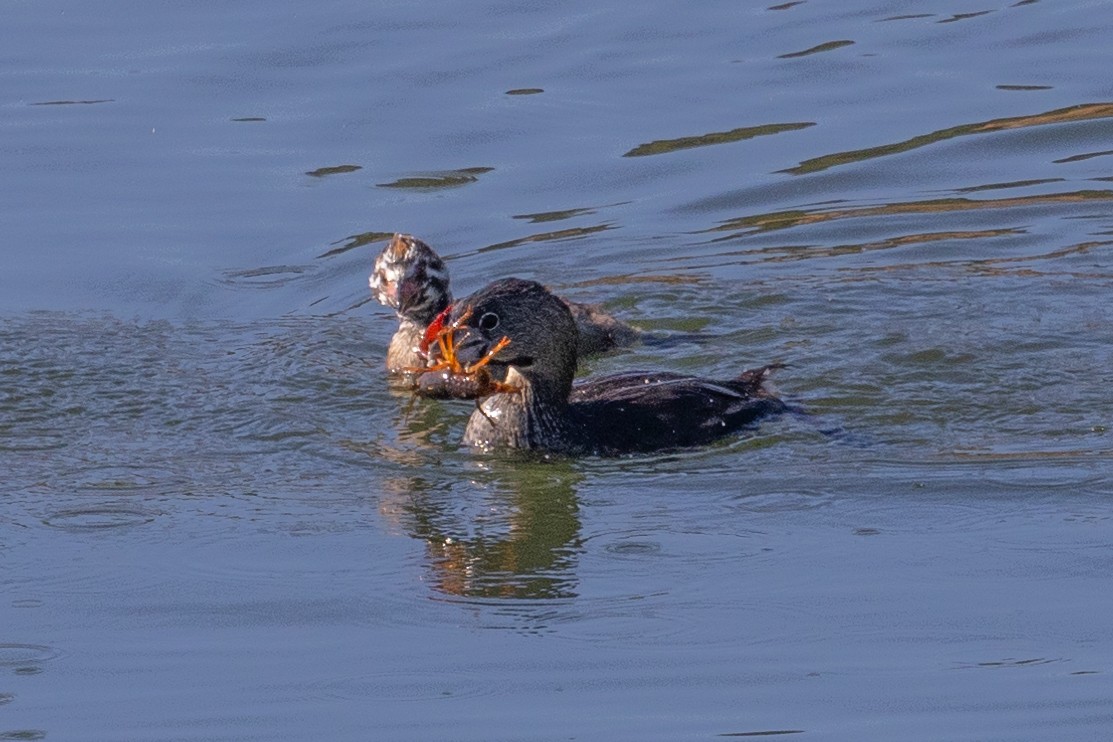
top-left (2, 1), bottom-right (1112, 739)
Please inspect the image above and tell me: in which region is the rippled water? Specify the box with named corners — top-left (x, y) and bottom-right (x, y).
top-left (3, 0), bottom-right (1113, 739)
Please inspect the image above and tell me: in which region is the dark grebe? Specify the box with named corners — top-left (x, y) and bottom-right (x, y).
top-left (414, 278), bottom-right (785, 456)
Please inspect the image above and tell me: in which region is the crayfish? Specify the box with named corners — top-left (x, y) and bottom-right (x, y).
top-left (407, 305), bottom-right (519, 398)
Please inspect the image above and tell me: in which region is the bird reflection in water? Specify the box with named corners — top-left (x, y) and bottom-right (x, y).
top-left (379, 460), bottom-right (583, 602)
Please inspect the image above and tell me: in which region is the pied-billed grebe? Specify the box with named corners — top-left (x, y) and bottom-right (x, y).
top-left (369, 234), bottom-right (452, 375)
top-left (414, 278), bottom-right (785, 456)
top-left (370, 234), bottom-right (639, 374)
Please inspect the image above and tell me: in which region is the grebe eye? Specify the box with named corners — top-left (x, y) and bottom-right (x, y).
top-left (478, 312), bottom-right (500, 330)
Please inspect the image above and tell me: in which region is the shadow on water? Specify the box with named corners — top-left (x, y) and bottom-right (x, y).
top-left (376, 167), bottom-right (494, 190)
top-left (779, 102), bottom-right (1113, 175)
top-left (702, 190), bottom-right (1113, 241)
top-left (316, 230), bottom-right (395, 259)
top-left (473, 224), bottom-right (616, 255)
top-left (305, 164), bottom-right (362, 178)
top-left (623, 122), bottom-right (816, 158)
top-left (777, 39), bottom-right (855, 59)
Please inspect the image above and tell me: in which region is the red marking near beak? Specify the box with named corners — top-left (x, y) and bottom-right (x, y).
top-left (420, 304), bottom-right (453, 355)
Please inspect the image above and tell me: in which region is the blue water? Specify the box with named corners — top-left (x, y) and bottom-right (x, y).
top-left (2, 1), bottom-right (1113, 739)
